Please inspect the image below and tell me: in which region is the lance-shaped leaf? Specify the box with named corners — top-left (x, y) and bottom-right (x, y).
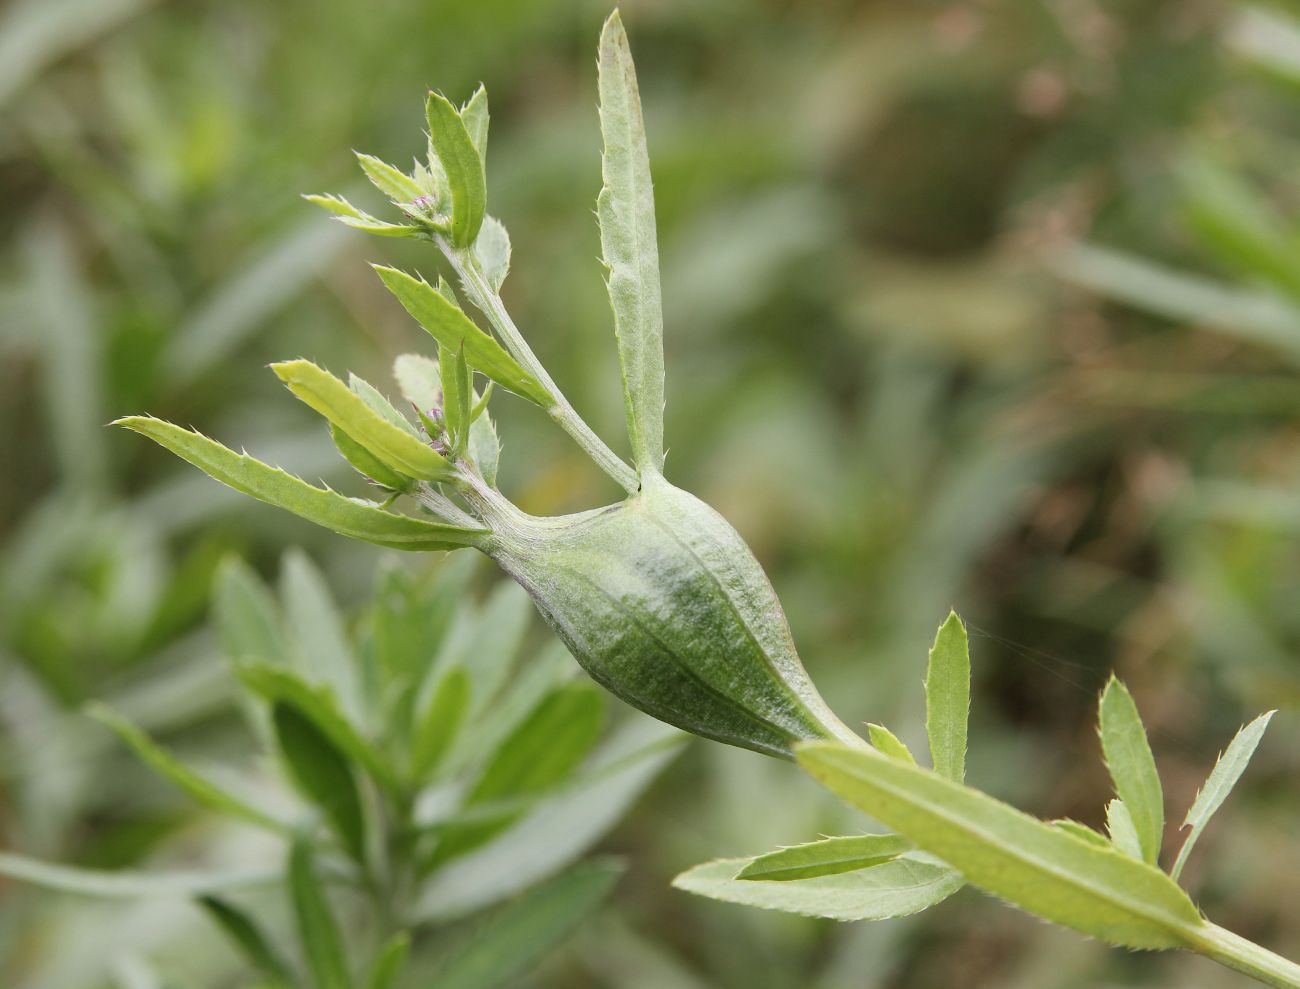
top-left (1172, 710), bottom-right (1275, 881)
top-left (1099, 677), bottom-right (1164, 865)
top-left (675, 852), bottom-right (963, 922)
top-left (410, 666), bottom-right (470, 784)
top-left (439, 341), bottom-right (472, 456)
top-left (737, 833), bottom-right (913, 882)
top-left (304, 193), bottom-right (422, 237)
top-left (474, 215), bottom-right (511, 290)
top-left (349, 373), bottom-right (420, 436)
top-left (88, 703), bottom-right (286, 833)
top-left (425, 91), bottom-right (486, 246)
top-left (365, 931), bottom-right (410, 989)
top-left (288, 837), bottom-right (351, 989)
top-left (331, 423), bottom-right (413, 491)
top-left (114, 418), bottom-right (485, 551)
top-left (198, 896), bottom-right (296, 987)
top-left (867, 723), bottom-right (917, 765)
top-left (798, 742), bottom-right (1204, 950)
top-left (372, 265), bottom-right (551, 406)
top-left (355, 152), bottom-right (424, 203)
top-left (925, 611), bottom-right (970, 783)
top-left (597, 10), bottom-right (665, 476)
top-left (0, 854), bottom-right (274, 898)
top-left (460, 85), bottom-right (489, 162)
top-left (274, 703), bottom-right (367, 863)
top-left (272, 361), bottom-right (453, 480)
top-left (1053, 820), bottom-right (1111, 848)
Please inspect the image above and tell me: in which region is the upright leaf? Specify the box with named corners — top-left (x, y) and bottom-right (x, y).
top-left (89, 704), bottom-right (285, 833)
top-left (473, 216), bottom-right (511, 291)
top-left (925, 611), bottom-right (970, 783)
top-left (1106, 798), bottom-right (1144, 860)
top-left (355, 153), bottom-right (424, 203)
top-left (214, 557), bottom-right (287, 666)
top-left (393, 353), bottom-right (441, 413)
top-left (425, 91), bottom-right (486, 246)
top-left (798, 742), bottom-right (1203, 949)
top-left (288, 837), bottom-right (352, 989)
top-left (736, 833), bottom-right (913, 882)
top-left (1099, 677), bottom-right (1164, 865)
top-left (281, 549), bottom-right (362, 722)
top-left (410, 666), bottom-right (471, 783)
top-left (115, 418), bottom-right (486, 551)
top-left (1172, 711), bottom-right (1275, 881)
top-left (331, 423), bottom-right (413, 491)
top-left (866, 723), bottom-right (917, 765)
top-left (274, 703), bottom-right (367, 863)
top-left (597, 10), bottom-right (665, 476)
top-left (372, 265), bottom-right (551, 406)
top-left (365, 931), bottom-right (410, 989)
top-left (460, 85), bottom-right (489, 162)
top-left (432, 860), bottom-right (621, 989)
top-left (198, 896), bottom-right (295, 987)
top-left (272, 361), bottom-right (453, 480)
top-left (439, 341), bottom-right (472, 455)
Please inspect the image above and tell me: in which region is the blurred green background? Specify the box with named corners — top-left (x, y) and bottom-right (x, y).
top-left (3, 0), bottom-right (1300, 985)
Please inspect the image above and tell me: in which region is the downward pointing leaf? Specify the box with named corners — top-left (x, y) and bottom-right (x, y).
top-left (115, 417), bottom-right (484, 551)
top-left (925, 611), bottom-right (970, 783)
top-left (1172, 710), bottom-right (1275, 881)
top-left (737, 834), bottom-right (913, 881)
top-left (1099, 677), bottom-right (1164, 865)
top-left (597, 10), bottom-right (665, 476)
top-left (798, 742), bottom-right (1204, 949)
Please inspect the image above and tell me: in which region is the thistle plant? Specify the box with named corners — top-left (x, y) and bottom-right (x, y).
top-left (108, 10), bottom-right (1299, 987)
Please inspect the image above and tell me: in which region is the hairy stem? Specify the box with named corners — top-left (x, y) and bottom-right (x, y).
top-left (442, 241), bottom-right (640, 494)
top-left (1184, 922), bottom-right (1300, 989)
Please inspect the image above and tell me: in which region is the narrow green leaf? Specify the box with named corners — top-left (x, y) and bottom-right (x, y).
top-left (1106, 798), bottom-right (1143, 860)
top-left (348, 373), bottom-right (420, 436)
top-left (273, 703), bottom-right (367, 862)
top-left (866, 724), bottom-right (917, 765)
top-left (460, 85), bottom-right (489, 162)
top-left (281, 548), bottom-right (364, 723)
top-left (355, 152), bottom-right (424, 203)
top-left (431, 681), bottom-right (605, 865)
top-left (425, 91), bottom-right (486, 246)
top-left (393, 353), bottom-right (441, 413)
top-left (597, 10), bottom-right (665, 476)
top-left (89, 703), bottom-right (285, 833)
top-left (1098, 677), bottom-right (1164, 865)
top-left (214, 557), bottom-right (287, 666)
top-left (0, 853), bottom-right (273, 898)
top-left (674, 853), bottom-right (962, 922)
top-left (365, 931), bottom-right (410, 989)
top-left (288, 836), bottom-right (352, 989)
top-left (272, 361), bottom-right (452, 481)
top-left (1172, 710), bottom-right (1275, 881)
top-left (304, 193), bottom-right (421, 237)
top-left (798, 742), bottom-right (1203, 949)
top-left (1052, 820), bottom-right (1111, 848)
top-left (238, 663), bottom-right (398, 793)
top-left (737, 834), bottom-right (913, 882)
top-left (198, 896), bottom-right (295, 986)
top-left (411, 666), bottom-right (471, 783)
top-left (331, 424), bottom-right (413, 491)
top-left (373, 265), bottom-right (551, 406)
top-left (115, 417), bottom-right (485, 551)
top-left (473, 216), bottom-right (510, 291)
top-left (433, 860), bottom-right (621, 989)
top-left (925, 611), bottom-right (970, 783)
top-left (469, 404), bottom-right (500, 487)
top-left (439, 341), bottom-right (472, 455)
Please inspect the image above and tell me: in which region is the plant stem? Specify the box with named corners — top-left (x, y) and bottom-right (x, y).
top-left (1185, 922), bottom-right (1300, 989)
top-left (442, 242), bottom-right (640, 494)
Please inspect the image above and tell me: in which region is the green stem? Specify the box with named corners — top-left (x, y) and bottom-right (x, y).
top-left (443, 242), bottom-right (640, 494)
top-left (1184, 921), bottom-right (1300, 989)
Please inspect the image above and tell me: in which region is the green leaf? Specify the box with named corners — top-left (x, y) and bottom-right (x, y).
top-left (431, 681), bottom-right (605, 865)
top-left (798, 742), bottom-right (1203, 949)
top-left (473, 216), bottom-right (510, 291)
top-left (0, 853), bottom-right (274, 898)
top-left (439, 341), bottom-right (472, 455)
top-left (425, 91), bottom-right (486, 246)
top-left (597, 11), bottom-right (665, 477)
top-left (1171, 710), bottom-right (1275, 881)
top-left (198, 896), bottom-right (295, 987)
top-left (115, 417), bottom-right (485, 551)
top-left (393, 353), bottom-right (441, 413)
top-left (288, 836), bottom-right (352, 989)
top-left (432, 860), bottom-right (621, 989)
top-left (303, 193), bottom-right (421, 237)
top-left (272, 361), bottom-right (452, 481)
top-left (674, 853), bottom-right (963, 922)
top-left (1098, 677), bottom-right (1164, 865)
top-left (280, 549), bottom-right (363, 721)
top-left (273, 703), bottom-right (367, 862)
top-left (89, 703), bottom-right (286, 833)
top-left (411, 666), bottom-right (471, 783)
top-left (365, 931), bottom-right (410, 989)
top-left (1052, 820), bottom-right (1111, 848)
top-left (348, 373), bottom-right (421, 436)
top-left (355, 152), bottom-right (424, 204)
top-left (866, 724), bottom-right (917, 765)
top-left (925, 611), bottom-right (970, 783)
top-left (736, 834), bottom-right (913, 882)
top-left (469, 403), bottom-right (500, 487)
top-left (1106, 798), bottom-right (1143, 860)
top-left (239, 663), bottom-right (398, 793)
top-left (460, 85), bottom-right (489, 162)
top-left (373, 266), bottom-right (551, 407)
top-left (214, 557), bottom-right (287, 666)
top-left (331, 424), bottom-right (413, 491)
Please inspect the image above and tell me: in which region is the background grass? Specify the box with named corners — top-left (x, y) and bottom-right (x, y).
top-left (2, 0), bottom-right (1299, 986)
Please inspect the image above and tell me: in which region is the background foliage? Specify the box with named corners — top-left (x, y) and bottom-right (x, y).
top-left (2, 0), bottom-right (1299, 986)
